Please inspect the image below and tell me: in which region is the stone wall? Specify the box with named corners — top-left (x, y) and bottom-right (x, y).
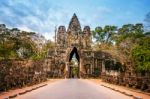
top-left (101, 73), bottom-right (150, 92)
top-left (0, 59), bottom-right (49, 92)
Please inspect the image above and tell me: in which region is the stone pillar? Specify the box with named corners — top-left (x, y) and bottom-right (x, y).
top-left (79, 59), bottom-right (82, 78)
top-left (96, 59), bottom-right (97, 68)
top-left (91, 64), bottom-right (92, 74)
top-left (102, 60), bottom-right (105, 73)
top-left (65, 62), bottom-right (69, 78)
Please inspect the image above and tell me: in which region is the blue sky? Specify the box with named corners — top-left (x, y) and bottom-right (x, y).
top-left (0, 0), bottom-right (150, 40)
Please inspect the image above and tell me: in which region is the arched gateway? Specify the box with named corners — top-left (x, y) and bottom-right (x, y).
top-left (68, 47), bottom-right (80, 78)
top-left (48, 14), bottom-right (106, 78)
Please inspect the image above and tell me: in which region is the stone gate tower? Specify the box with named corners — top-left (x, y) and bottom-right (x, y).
top-left (57, 13), bottom-right (92, 49)
top-left (49, 14), bottom-right (105, 78)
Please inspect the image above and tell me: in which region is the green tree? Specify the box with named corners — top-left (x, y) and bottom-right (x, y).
top-left (115, 24), bottom-right (145, 71)
top-left (132, 37), bottom-right (150, 72)
top-left (116, 24), bottom-right (144, 45)
top-left (15, 31), bottom-right (37, 59)
top-left (0, 27), bottom-right (38, 59)
top-left (92, 25), bottom-right (117, 45)
top-left (0, 27), bottom-right (16, 59)
top-left (92, 26), bottom-right (105, 44)
top-left (31, 40), bottom-right (54, 60)
top-left (103, 25), bottom-right (117, 44)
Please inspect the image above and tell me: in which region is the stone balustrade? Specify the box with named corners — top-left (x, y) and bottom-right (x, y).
top-left (0, 59), bottom-right (48, 92)
top-left (102, 74), bottom-right (150, 92)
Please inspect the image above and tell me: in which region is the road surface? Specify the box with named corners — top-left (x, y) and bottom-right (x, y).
top-left (16, 79), bottom-right (132, 99)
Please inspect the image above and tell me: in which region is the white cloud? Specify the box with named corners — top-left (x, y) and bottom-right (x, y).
top-left (0, 0), bottom-right (146, 41)
top-left (0, 0), bottom-right (71, 40)
top-left (1, 0), bottom-right (113, 40)
top-left (18, 26), bottom-right (32, 32)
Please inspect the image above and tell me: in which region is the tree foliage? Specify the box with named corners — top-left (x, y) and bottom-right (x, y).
top-left (0, 25), bottom-right (53, 60)
top-left (31, 40), bottom-right (54, 60)
top-left (116, 24), bottom-right (144, 45)
top-left (92, 25), bottom-right (117, 45)
top-left (93, 23), bottom-right (149, 73)
top-left (132, 37), bottom-right (150, 72)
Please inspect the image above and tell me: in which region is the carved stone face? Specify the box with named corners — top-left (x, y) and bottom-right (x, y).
top-left (73, 32), bottom-right (78, 40)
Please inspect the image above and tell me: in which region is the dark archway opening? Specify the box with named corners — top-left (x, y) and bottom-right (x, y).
top-left (68, 47), bottom-right (80, 78)
top-left (69, 47), bottom-right (80, 62)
